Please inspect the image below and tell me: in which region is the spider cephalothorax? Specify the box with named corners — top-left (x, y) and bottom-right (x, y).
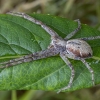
top-left (0, 12), bottom-right (100, 93)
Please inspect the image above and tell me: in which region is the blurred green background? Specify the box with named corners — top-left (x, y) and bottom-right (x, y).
top-left (0, 0), bottom-right (100, 100)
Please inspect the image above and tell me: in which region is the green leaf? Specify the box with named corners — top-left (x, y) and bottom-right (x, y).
top-left (0, 13), bottom-right (100, 92)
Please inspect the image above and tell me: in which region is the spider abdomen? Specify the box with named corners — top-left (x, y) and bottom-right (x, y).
top-left (66, 39), bottom-right (93, 58)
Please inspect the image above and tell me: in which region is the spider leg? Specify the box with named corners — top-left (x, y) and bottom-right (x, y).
top-left (57, 53), bottom-right (75, 93)
top-left (81, 58), bottom-right (95, 86)
top-left (7, 12), bottom-right (59, 38)
top-left (79, 36), bottom-right (100, 41)
top-left (0, 48), bottom-right (58, 68)
top-left (64, 19), bottom-right (81, 40)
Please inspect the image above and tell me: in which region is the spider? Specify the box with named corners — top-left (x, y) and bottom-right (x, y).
top-left (0, 12), bottom-right (100, 93)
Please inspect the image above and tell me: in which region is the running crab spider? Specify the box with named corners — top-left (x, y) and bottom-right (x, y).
top-left (0, 12), bottom-right (100, 93)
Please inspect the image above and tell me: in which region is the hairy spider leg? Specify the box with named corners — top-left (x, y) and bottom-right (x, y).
top-left (57, 53), bottom-right (75, 93)
top-left (64, 19), bottom-right (81, 40)
top-left (0, 48), bottom-right (58, 68)
top-left (81, 58), bottom-right (95, 85)
top-left (7, 12), bottom-right (60, 39)
top-left (79, 36), bottom-right (100, 41)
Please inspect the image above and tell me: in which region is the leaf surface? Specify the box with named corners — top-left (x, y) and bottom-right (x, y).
top-left (0, 14), bottom-right (100, 92)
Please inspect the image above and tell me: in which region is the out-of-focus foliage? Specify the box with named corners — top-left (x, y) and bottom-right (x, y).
top-left (0, 0), bottom-right (100, 27)
top-left (0, 0), bottom-right (100, 100)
